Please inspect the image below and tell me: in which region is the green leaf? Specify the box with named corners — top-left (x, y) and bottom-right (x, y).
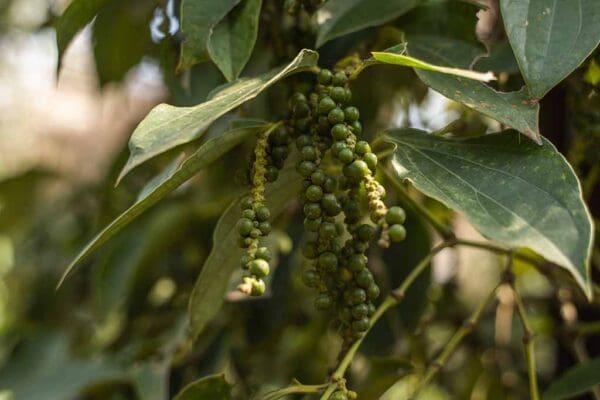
top-left (173, 374), bottom-right (232, 400)
top-left (405, 35), bottom-right (542, 143)
top-left (58, 124), bottom-right (265, 287)
top-left (179, 0), bottom-right (241, 69)
top-left (371, 51), bottom-right (496, 82)
top-left (189, 161), bottom-right (302, 339)
top-left (543, 358), bottom-right (600, 400)
top-left (54, 0), bottom-right (110, 73)
top-left (385, 129), bottom-right (593, 298)
top-left (501, 0), bottom-right (600, 99)
top-left (316, 0), bottom-right (420, 47)
top-left (208, 0), bottom-right (262, 82)
top-left (118, 49), bottom-right (318, 181)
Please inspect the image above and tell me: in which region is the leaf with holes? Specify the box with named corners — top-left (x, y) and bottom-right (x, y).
top-left (385, 128), bottom-right (593, 298)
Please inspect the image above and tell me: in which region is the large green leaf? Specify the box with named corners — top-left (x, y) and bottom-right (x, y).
top-left (385, 129), bottom-right (593, 297)
top-left (54, 0), bottom-right (110, 73)
top-left (208, 0), bottom-right (262, 82)
top-left (501, 0), bottom-right (600, 99)
top-left (58, 124), bottom-right (265, 287)
top-left (189, 162), bottom-right (302, 339)
top-left (173, 374), bottom-right (232, 400)
top-left (179, 0), bottom-right (241, 69)
top-left (118, 49), bottom-right (318, 180)
top-left (543, 358), bottom-right (600, 400)
top-left (316, 0), bottom-right (420, 47)
top-left (404, 35), bottom-right (541, 143)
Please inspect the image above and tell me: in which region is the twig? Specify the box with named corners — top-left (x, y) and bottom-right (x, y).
top-left (260, 382), bottom-right (328, 400)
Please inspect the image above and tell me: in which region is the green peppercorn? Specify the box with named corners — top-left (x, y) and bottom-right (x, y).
top-left (249, 259), bottom-right (270, 278)
top-left (258, 221), bottom-right (271, 235)
top-left (293, 102), bottom-right (310, 118)
top-left (290, 92), bottom-right (306, 105)
top-left (241, 196), bottom-right (254, 210)
top-left (346, 160), bottom-right (369, 180)
top-left (238, 237), bottom-right (250, 248)
top-left (315, 294), bottom-right (332, 310)
top-left (255, 205), bottom-right (271, 221)
top-left (238, 218), bottom-right (254, 236)
top-left (367, 302), bottom-right (376, 316)
top-left (367, 284), bottom-right (380, 300)
top-left (338, 148), bottom-right (354, 164)
top-left (250, 278), bottom-right (266, 296)
top-left (323, 177), bottom-right (338, 192)
top-left (294, 117), bottom-right (311, 133)
top-left (319, 222), bottom-right (338, 240)
top-left (344, 106), bottom-right (359, 122)
top-left (306, 185), bottom-right (324, 201)
top-left (302, 269), bottom-right (319, 287)
top-left (242, 209), bottom-right (256, 220)
top-left (296, 134), bottom-right (312, 149)
top-left (363, 152), bottom-right (378, 171)
top-left (328, 107), bottom-right (345, 124)
top-left (348, 288), bottom-right (367, 305)
top-left (310, 170), bottom-right (326, 185)
top-left (348, 253), bottom-right (367, 272)
top-left (318, 96), bottom-right (336, 114)
top-left (337, 267), bottom-right (353, 283)
top-left (318, 251), bottom-right (338, 271)
top-left (303, 202), bottom-right (322, 219)
top-left (352, 317), bottom-right (369, 332)
top-left (304, 217), bottom-right (321, 232)
top-left (240, 253), bottom-right (252, 268)
top-left (339, 307), bottom-right (353, 324)
top-left (255, 247), bottom-right (272, 261)
top-left (355, 269), bottom-right (373, 288)
top-left (331, 123), bottom-right (349, 140)
top-left (353, 241), bottom-right (369, 253)
top-left (332, 71), bottom-right (348, 86)
top-left (250, 228), bottom-right (262, 238)
top-left (296, 160), bottom-right (316, 177)
top-left (350, 120), bottom-right (362, 134)
top-left (354, 141), bottom-right (371, 156)
top-left (329, 390), bottom-right (348, 400)
top-left (388, 224), bottom-right (407, 242)
top-left (352, 303), bottom-right (369, 319)
top-left (357, 224), bottom-right (375, 241)
top-left (331, 141), bottom-right (346, 155)
top-left (302, 241), bottom-right (319, 259)
top-left (386, 206), bottom-right (406, 225)
top-left (321, 194), bottom-right (342, 216)
top-left (265, 165), bottom-right (279, 182)
top-left (318, 69), bottom-right (332, 85)
top-left (330, 86), bottom-right (346, 103)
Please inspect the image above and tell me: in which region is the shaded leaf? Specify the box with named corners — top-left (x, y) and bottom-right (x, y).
top-left (189, 161), bottom-right (302, 339)
top-left (179, 0), bottom-right (241, 69)
top-left (54, 0), bottom-right (110, 73)
top-left (118, 49), bottom-right (318, 180)
top-left (385, 129), bottom-right (593, 297)
top-left (405, 35), bottom-right (541, 143)
top-left (58, 124), bottom-right (265, 287)
top-left (316, 0), bottom-right (419, 47)
top-left (173, 374), bottom-right (232, 400)
top-left (543, 358), bottom-right (600, 400)
top-left (208, 0), bottom-right (262, 82)
top-left (130, 362), bottom-right (170, 400)
top-left (501, 0), bottom-right (600, 98)
top-left (474, 40), bottom-right (520, 75)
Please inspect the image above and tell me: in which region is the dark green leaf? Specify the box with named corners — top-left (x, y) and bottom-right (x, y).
top-left (543, 358), bottom-right (600, 400)
top-left (173, 374), bottom-right (232, 400)
top-left (474, 40), bottom-right (520, 75)
top-left (118, 49), bottom-right (318, 180)
top-left (54, 0), bottom-right (110, 73)
top-left (208, 0), bottom-right (262, 81)
top-left (405, 35), bottom-right (541, 143)
top-left (385, 129), bottom-right (593, 297)
top-left (501, 0), bottom-right (600, 98)
top-left (58, 124), bottom-right (265, 287)
top-left (179, 0), bottom-right (241, 69)
top-left (189, 161), bottom-right (302, 339)
top-left (316, 0), bottom-right (420, 47)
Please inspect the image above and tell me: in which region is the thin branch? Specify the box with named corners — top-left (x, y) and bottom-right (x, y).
top-left (512, 286), bottom-right (540, 400)
top-left (260, 382), bottom-right (328, 400)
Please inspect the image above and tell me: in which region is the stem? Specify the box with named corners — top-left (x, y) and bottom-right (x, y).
top-left (453, 239), bottom-right (543, 267)
top-left (383, 167), bottom-right (455, 240)
top-left (319, 242), bottom-right (453, 399)
top-left (512, 287), bottom-right (540, 400)
top-left (410, 286), bottom-right (498, 398)
top-left (260, 383), bottom-right (328, 400)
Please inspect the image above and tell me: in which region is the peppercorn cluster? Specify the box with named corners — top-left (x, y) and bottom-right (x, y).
top-left (287, 68), bottom-right (407, 343)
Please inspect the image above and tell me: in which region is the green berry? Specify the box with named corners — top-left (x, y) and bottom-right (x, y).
top-left (331, 86), bottom-right (346, 103)
top-left (255, 205), bottom-right (271, 221)
top-left (364, 152), bottom-right (378, 171)
top-left (321, 193), bottom-right (341, 216)
top-left (241, 196), bottom-right (254, 210)
top-left (258, 221), bottom-right (271, 235)
top-left (346, 160), bottom-right (369, 180)
top-left (315, 294), bottom-right (332, 310)
top-left (301, 146), bottom-right (317, 161)
top-left (352, 317), bottom-right (369, 332)
top-left (318, 69), bottom-right (332, 85)
top-left (249, 259), bottom-right (270, 278)
top-left (318, 252), bottom-right (338, 271)
top-left (332, 71), bottom-right (348, 86)
top-left (319, 222), bottom-right (338, 240)
top-left (367, 302), bottom-right (376, 316)
top-left (348, 254), bottom-right (367, 272)
top-left (352, 303), bottom-right (369, 319)
top-left (386, 206), bottom-right (406, 225)
top-left (250, 279), bottom-right (266, 296)
top-left (242, 209), bottom-right (256, 220)
top-left (338, 148), bottom-right (354, 164)
top-left (331, 123), bottom-right (349, 140)
top-left (296, 160), bottom-right (316, 177)
top-left (328, 107), bottom-right (345, 124)
top-left (302, 241), bottom-right (319, 259)
top-left (318, 97), bottom-right (336, 114)
top-left (240, 253), bottom-right (252, 268)
top-left (331, 141), bottom-right (346, 155)
top-left (367, 284), bottom-right (380, 300)
top-left (329, 390), bottom-right (348, 400)
top-left (293, 102), bottom-right (310, 118)
top-left (357, 224), bottom-right (375, 241)
top-left (302, 269), bottom-right (319, 287)
top-left (255, 247), bottom-right (272, 261)
top-left (304, 217), bottom-right (321, 232)
top-left (306, 185), bottom-right (324, 202)
top-left (303, 202), bottom-right (322, 219)
top-left (294, 117), bottom-right (311, 133)
top-left (354, 140), bottom-right (371, 155)
top-left (353, 240), bottom-right (369, 253)
top-left (348, 288), bottom-right (367, 305)
top-left (350, 120), bottom-right (362, 134)
top-left (388, 224), bottom-right (407, 242)
top-left (323, 177), bottom-right (338, 192)
top-left (250, 228), bottom-right (262, 238)
top-left (296, 134), bottom-right (312, 149)
top-left (290, 92), bottom-right (306, 105)
top-left (238, 218), bottom-right (254, 236)
top-left (310, 170), bottom-right (326, 185)
top-left (344, 106), bottom-right (359, 122)
top-left (355, 269), bottom-right (373, 288)
top-left (339, 307), bottom-right (353, 324)
top-left (265, 165), bottom-right (279, 182)
top-left (337, 267), bottom-right (353, 283)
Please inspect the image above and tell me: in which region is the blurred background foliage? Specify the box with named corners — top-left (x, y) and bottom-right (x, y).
top-left (0, 0), bottom-right (598, 399)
